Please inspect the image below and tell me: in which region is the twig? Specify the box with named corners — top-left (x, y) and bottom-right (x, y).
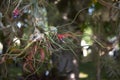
top-left (14, 0), bottom-right (22, 11)
top-left (4, 0), bottom-right (11, 15)
top-left (98, 0), bottom-right (120, 9)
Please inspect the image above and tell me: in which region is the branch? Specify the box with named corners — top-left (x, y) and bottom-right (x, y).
top-left (98, 0), bottom-right (120, 9)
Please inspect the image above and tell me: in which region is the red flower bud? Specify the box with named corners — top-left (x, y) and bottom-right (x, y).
top-left (57, 34), bottom-right (65, 40)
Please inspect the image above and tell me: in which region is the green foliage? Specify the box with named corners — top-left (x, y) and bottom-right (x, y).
top-left (101, 55), bottom-right (120, 80)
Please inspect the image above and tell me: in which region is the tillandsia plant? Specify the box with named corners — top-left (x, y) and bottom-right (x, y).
top-left (0, 0), bottom-right (80, 79)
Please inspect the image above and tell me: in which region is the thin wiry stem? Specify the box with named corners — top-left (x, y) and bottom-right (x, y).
top-left (58, 7), bottom-right (89, 28)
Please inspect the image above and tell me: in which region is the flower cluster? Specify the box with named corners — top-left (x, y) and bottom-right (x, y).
top-left (13, 9), bottom-right (20, 18)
